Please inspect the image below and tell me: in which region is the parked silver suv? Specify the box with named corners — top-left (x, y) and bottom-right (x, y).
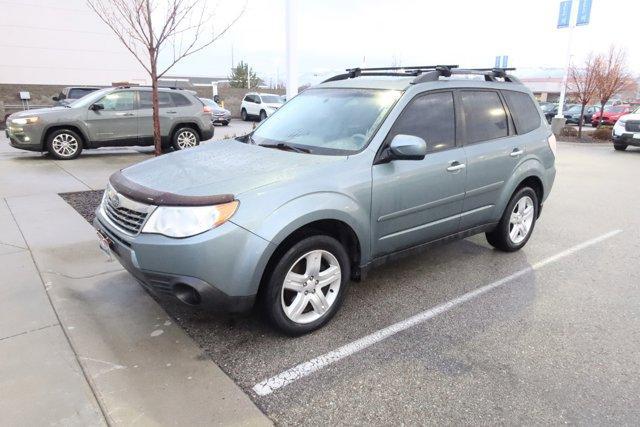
top-left (94, 66), bottom-right (556, 335)
top-left (5, 87), bottom-right (213, 159)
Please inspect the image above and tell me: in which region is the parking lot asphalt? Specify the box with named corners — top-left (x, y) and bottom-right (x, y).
top-left (150, 142), bottom-right (640, 425)
top-left (3, 133), bottom-right (639, 425)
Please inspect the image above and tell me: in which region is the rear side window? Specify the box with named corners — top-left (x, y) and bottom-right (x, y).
top-left (387, 91), bottom-right (456, 153)
top-left (170, 93), bottom-right (191, 106)
top-left (502, 91), bottom-right (541, 134)
top-left (138, 91), bottom-right (173, 108)
top-left (460, 91), bottom-right (508, 143)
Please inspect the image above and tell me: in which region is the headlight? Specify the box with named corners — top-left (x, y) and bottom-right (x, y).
top-left (141, 201), bottom-right (239, 238)
top-left (12, 117), bottom-right (39, 125)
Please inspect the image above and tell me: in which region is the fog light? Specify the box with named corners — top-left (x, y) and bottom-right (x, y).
top-left (23, 136), bottom-right (30, 142)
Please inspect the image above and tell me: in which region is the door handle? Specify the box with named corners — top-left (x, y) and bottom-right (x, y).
top-left (167, 111), bottom-right (178, 114)
top-left (446, 161), bottom-right (466, 172)
top-left (510, 148), bottom-right (524, 157)
top-left (115, 112), bottom-right (135, 117)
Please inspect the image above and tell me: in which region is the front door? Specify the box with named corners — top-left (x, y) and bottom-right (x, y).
top-left (371, 91), bottom-right (466, 257)
top-left (85, 90), bottom-right (137, 144)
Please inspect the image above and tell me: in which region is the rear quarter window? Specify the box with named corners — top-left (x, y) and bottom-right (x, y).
top-left (502, 91), bottom-right (541, 134)
top-left (170, 93), bottom-right (192, 106)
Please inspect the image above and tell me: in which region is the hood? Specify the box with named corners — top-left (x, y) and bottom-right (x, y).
top-left (621, 113), bottom-right (640, 121)
top-left (9, 106), bottom-right (69, 119)
top-left (119, 139), bottom-right (346, 198)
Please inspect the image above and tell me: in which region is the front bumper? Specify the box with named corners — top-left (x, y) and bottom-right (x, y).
top-left (212, 114), bottom-right (231, 124)
top-left (93, 206), bottom-right (274, 313)
top-left (5, 126), bottom-right (43, 151)
top-left (613, 133), bottom-right (640, 147)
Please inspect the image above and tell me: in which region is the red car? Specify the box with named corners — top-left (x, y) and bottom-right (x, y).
top-left (591, 105), bottom-right (632, 126)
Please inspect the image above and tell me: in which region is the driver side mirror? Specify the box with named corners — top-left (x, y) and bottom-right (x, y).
top-left (90, 103), bottom-right (104, 111)
top-left (52, 96), bottom-right (59, 102)
top-left (378, 134), bottom-right (427, 163)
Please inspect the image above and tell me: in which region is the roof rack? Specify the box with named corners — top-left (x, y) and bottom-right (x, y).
top-left (322, 65), bottom-right (521, 85)
top-left (115, 85), bottom-right (184, 90)
top-left (412, 67), bottom-right (520, 84)
top-left (322, 65), bottom-right (459, 83)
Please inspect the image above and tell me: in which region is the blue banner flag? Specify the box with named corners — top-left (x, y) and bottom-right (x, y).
top-left (557, 0), bottom-right (572, 28)
top-left (576, 0), bottom-right (592, 26)
top-left (495, 56), bottom-right (501, 68)
top-left (502, 56), bottom-right (509, 68)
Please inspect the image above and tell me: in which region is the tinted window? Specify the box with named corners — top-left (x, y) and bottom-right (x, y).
top-left (68, 88), bottom-right (99, 99)
top-left (261, 95), bottom-right (281, 103)
top-left (138, 91), bottom-right (173, 108)
top-left (171, 93), bottom-right (191, 106)
top-left (387, 91), bottom-right (456, 153)
top-left (244, 95), bottom-right (255, 103)
top-left (98, 91), bottom-right (135, 111)
top-left (460, 91), bottom-right (508, 143)
top-left (503, 91), bottom-right (541, 134)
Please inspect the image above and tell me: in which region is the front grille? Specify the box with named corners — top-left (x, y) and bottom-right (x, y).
top-left (625, 121), bottom-right (640, 132)
top-left (103, 189), bottom-right (152, 235)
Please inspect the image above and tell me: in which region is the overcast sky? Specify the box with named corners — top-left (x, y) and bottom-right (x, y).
top-left (164, 0), bottom-right (640, 84)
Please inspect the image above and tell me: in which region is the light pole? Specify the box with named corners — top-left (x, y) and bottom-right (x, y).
top-left (285, 0), bottom-right (298, 100)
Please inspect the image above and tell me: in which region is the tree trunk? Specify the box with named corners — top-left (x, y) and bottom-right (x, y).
top-left (578, 103), bottom-right (586, 139)
top-left (150, 55), bottom-right (161, 156)
top-left (598, 102), bottom-right (606, 127)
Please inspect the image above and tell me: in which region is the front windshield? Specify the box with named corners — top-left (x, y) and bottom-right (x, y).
top-left (261, 95), bottom-right (282, 104)
top-left (67, 88), bottom-right (112, 108)
top-left (251, 88), bottom-right (402, 154)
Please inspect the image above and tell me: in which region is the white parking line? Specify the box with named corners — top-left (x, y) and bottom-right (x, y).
top-left (253, 229), bottom-right (622, 396)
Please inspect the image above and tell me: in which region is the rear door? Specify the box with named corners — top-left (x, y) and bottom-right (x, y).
top-left (458, 89), bottom-right (526, 229)
top-left (137, 91), bottom-right (175, 144)
top-left (85, 90), bottom-right (137, 144)
top-left (371, 91), bottom-right (466, 257)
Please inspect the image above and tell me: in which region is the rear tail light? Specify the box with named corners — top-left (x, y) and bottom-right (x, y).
top-left (547, 134), bottom-right (557, 158)
top-left (203, 106), bottom-right (212, 113)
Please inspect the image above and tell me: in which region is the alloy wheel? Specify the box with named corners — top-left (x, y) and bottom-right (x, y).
top-left (51, 133), bottom-right (79, 158)
top-left (509, 195), bottom-right (534, 244)
top-left (176, 130), bottom-right (197, 149)
top-left (281, 250), bottom-right (342, 324)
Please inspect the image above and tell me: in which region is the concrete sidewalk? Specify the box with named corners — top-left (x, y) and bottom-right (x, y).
top-left (0, 137), bottom-right (270, 426)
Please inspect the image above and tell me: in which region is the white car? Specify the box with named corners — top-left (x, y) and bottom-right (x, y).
top-left (240, 92), bottom-right (283, 121)
top-left (613, 109), bottom-right (640, 151)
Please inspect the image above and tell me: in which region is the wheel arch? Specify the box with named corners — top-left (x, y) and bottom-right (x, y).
top-left (170, 122), bottom-right (202, 140)
top-left (498, 159), bottom-right (546, 219)
top-left (42, 124), bottom-right (89, 149)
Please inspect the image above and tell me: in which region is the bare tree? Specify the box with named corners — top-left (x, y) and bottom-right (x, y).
top-left (593, 46), bottom-right (632, 127)
top-left (568, 53), bottom-right (601, 138)
top-left (87, 0), bottom-right (245, 155)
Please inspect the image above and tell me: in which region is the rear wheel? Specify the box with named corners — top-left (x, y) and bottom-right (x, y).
top-left (614, 143), bottom-right (628, 151)
top-left (241, 108), bottom-right (248, 121)
top-left (486, 187), bottom-right (538, 252)
top-left (172, 127), bottom-right (200, 150)
top-left (46, 129), bottom-right (83, 160)
top-left (262, 235), bottom-right (350, 335)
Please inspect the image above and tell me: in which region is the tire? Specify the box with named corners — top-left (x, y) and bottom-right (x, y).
top-left (259, 110), bottom-right (267, 121)
top-left (46, 129), bottom-right (83, 160)
top-left (222, 121), bottom-right (229, 126)
top-left (241, 108), bottom-right (248, 121)
top-left (262, 235), bottom-right (350, 336)
top-left (171, 127), bottom-right (200, 150)
top-left (485, 187), bottom-right (539, 252)
top-left (614, 144), bottom-right (628, 151)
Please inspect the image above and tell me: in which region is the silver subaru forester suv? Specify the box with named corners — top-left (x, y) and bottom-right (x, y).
top-left (94, 66), bottom-right (556, 335)
top-left (5, 86), bottom-right (213, 159)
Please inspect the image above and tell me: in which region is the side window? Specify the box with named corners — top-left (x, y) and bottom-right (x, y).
top-left (244, 95), bottom-right (253, 103)
top-left (460, 91), bottom-right (508, 143)
top-left (387, 91), bottom-right (456, 153)
top-left (170, 93), bottom-right (191, 106)
top-left (502, 91), bottom-right (541, 134)
top-left (98, 91), bottom-right (135, 111)
top-left (138, 91), bottom-right (173, 109)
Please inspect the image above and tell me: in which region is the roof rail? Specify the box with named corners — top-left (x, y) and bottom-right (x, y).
top-left (115, 85), bottom-right (184, 90)
top-left (322, 65), bottom-right (459, 83)
top-left (412, 67), bottom-right (521, 84)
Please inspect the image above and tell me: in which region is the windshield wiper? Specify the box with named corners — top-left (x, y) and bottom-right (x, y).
top-left (260, 142), bottom-right (310, 153)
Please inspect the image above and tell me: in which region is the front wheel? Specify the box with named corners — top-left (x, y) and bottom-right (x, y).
top-left (259, 110), bottom-right (267, 121)
top-left (486, 187), bottom-right (538, 252)
top-left (262, 235), bottom-right (350, 335)
top-left (172, 127), bottom-right (200, 150)
top-left (46, 129), bottom-right (83, 160)
top-left (241, 108), bottom-right (248, 121)
top-left (614, 143), bottom-right (628, 151)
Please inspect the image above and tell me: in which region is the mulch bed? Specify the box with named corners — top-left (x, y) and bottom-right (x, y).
top-left (59, 190), bottom-right (104, 224)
